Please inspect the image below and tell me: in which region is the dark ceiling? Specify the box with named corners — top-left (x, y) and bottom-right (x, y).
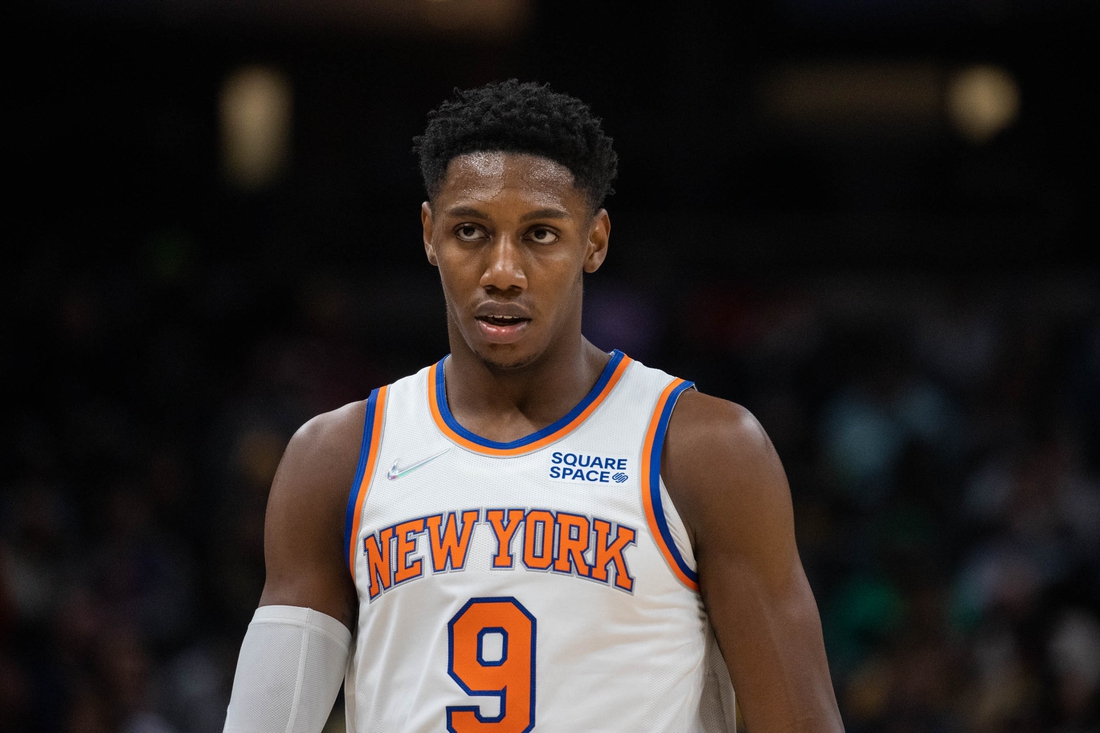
top-left (10, 0), bottom-right (1097, 280)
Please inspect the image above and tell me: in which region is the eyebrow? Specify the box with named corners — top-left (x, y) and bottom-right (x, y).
top-left (520, 208), bottom-right (570, 222)
top-left (444, 206), bottom-right (489, 220)
top-left (444, 205), bottom-right (571, 222)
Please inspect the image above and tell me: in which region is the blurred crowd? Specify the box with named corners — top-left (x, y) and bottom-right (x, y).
top-left (3, 258), bottom-right (1098, 733)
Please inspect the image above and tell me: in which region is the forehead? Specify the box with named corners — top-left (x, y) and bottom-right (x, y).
top-left (436, 152), bottom-right (586, 213)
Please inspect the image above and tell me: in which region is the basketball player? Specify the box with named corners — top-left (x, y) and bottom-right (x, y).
top-left (223, 80), bottom-right (843, 732)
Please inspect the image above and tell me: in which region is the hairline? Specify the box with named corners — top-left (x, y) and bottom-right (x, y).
top-left (426, 148), bottom-right (603, 215)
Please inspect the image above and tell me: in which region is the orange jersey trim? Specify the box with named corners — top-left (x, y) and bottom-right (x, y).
top-left (640, 378), bottom-right (699, 591)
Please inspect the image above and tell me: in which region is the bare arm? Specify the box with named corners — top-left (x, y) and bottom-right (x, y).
top-left (223, 401), bottom-right (365, 732)
top-left (258, 399), bottom-right (364, 630)
top-left (664, 390), bottom-right (843, 733)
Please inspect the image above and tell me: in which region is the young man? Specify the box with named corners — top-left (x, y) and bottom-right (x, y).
top-left (224, 80), bottom-right (843, 732)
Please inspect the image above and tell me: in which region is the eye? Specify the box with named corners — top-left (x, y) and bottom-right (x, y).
top-left (454, 224), bottom-right (484, 242)
top-left (527, 227), bottom-right (559, 245)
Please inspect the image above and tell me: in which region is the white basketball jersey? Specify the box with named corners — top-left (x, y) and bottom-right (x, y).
top-left (343, 351), bottom-right (737, 732)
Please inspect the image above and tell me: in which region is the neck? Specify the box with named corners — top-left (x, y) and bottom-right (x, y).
top-left (443, 333), bottom-right (611, 443)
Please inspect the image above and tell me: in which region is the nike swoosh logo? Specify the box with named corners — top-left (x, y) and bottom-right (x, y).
top-left (387, 448), bottom-right (450, 480)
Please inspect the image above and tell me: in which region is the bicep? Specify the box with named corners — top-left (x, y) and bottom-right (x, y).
top-left (665, 393), bottom-right (842, 732)
top-left (700, 533), bottom-right (838, 732)
top-left (258, 406), bottom-right (362, 631)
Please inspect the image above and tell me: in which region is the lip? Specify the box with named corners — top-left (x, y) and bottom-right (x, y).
top-left (476, 317), bottom-right (530, 344)
top-left (472, 301), bottom-right (532, 344)
top-left (474, 301), bottom-right (531, 320)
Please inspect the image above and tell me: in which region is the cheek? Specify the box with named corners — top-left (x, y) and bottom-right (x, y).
top-left (547, 250), bottom-right (588, 285)
top-left (536, 261), bottom-right (586, 311)
top-left (436, 274), bottom-right (465, 327)
top-left (435, 252), bottom-right (482, 302)
top-left (436, 267), bottom-right (462, 305)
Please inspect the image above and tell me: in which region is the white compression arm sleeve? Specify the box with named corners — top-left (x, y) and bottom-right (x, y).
top-left (224, 605), bottom-right (352, 733)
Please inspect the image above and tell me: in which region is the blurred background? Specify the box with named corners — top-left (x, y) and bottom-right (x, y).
top-left (4, 1), bottom-right (1099, 731)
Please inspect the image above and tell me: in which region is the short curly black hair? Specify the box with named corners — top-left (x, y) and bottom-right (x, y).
top-left (413, 79), bottom-right (617, 212)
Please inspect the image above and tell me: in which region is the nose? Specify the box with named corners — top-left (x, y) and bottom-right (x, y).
top-left (480, 234), bottom-right (528, 292)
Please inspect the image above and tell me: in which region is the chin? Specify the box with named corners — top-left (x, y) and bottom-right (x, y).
top-left (471, 344), bottom-right (542, 372)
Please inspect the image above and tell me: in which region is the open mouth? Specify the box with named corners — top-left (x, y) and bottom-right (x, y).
top-left (477, 315), bottom-right (530, 327)
top-left (474, 313), bottom-right (531, 343)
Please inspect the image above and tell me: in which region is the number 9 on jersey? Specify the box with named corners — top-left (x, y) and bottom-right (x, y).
top-left (447, 597), bottom-right (537, 733)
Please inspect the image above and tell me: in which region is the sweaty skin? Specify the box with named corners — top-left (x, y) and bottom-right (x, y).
top-left (256, 151), bottom-right (843, 732)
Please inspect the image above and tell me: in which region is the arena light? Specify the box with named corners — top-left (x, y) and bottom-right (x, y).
top-left (220, 65), bottom-right (292, 190)
top-left (758, 62), bottom-right (942, 137)
top-left (110, 0), bottom-right (531, 38)
top-left (946, 64), bottom-right (1021, 144)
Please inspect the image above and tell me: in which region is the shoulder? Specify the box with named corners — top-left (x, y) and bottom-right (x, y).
top-left (282, 399), bottom-right (367, 472)
top-left (662, 388), bottom-right (796, 564)
top-left (664, 389), bottom-right (771, 463)
top-left (267, 399), bottom-right (369, 519)
top-left (266, 399), bottom-right (369, 540)
top-left (663, 389), bottom-right (779, 493)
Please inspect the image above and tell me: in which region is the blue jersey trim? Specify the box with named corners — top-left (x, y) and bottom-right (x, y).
top-left (434, 350), bottom-right (626, 450)
top-left (647, 380), bottom-right (699, 585)
top-left (344, 388), bottom-right (380, 566)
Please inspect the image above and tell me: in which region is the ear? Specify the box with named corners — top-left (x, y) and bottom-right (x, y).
top-left (583, 208), bottom-right (610, 274)
top-left (421, 201), bottom-right (438, 266)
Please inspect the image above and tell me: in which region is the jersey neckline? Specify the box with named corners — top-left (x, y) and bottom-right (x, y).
top-left (427, 350), bottom-right (633, 456)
